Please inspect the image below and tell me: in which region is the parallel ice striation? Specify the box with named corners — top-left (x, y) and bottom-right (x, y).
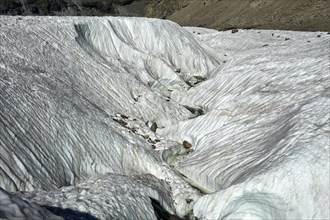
top-left (162, 29), bottom-right (330, 219)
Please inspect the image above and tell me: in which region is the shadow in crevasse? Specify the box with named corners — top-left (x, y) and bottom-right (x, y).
top-left (43, 198), bottom-right (188, 220)
top-left (42, 205), bottom-right (99, 220)
top-left (150, 198), bottom-right (187, 220)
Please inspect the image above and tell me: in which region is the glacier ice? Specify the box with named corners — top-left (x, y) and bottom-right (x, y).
top-left (0, 16), bottom-right (329, 219)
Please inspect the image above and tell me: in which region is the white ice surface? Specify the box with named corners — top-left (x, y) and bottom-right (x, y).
top-left (167, 29), bottom-right (330, 219)
top-left (0, 16), bottom-right (329, 219)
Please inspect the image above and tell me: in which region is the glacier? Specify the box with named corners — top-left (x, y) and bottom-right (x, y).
top-left (0, 16), bottom-right (329, 219)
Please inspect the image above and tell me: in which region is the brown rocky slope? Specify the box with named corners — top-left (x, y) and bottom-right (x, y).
top-left (145, 0), bottom-right (330, 32)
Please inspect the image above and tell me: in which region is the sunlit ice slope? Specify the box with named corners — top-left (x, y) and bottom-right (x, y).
top-left (162, 28), bottom-right (330, 219)
top-left (0, 16), bottom-right (329, 219)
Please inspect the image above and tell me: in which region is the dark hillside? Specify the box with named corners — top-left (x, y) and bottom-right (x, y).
top-left (0, 0), bottom-right (146, 16)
